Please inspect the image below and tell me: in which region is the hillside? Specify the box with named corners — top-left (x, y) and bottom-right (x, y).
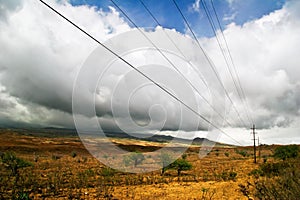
top-left (1, 128), bottom-right (295, 199)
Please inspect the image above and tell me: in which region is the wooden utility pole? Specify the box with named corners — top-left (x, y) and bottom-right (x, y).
top-left (251, 124), bottom-right (257, 163)
top-left (258, 136), bottom-right (261, 161)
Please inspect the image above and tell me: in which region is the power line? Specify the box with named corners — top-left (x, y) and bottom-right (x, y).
top-left (111, 0), bottom-right (232, 127)
top-left (209, 0), bottom-right (254, 125)
top-left (112, 0), bottom-right (248, 143)
top-left (138, 0), bottom-right (235, 127)
top-left (112, 0), bottom-right (244, 130)
top-left (38, 0), bottom-right (243, 146)
top-left (172, 0), bottom-right (248, 128)
top-left (138, 0), bottom-right (209, 90)
top-left (200, 0), bottom-right (251, 127)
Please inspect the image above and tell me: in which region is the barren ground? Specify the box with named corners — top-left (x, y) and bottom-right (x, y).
top-left (0, 129), bottom-right (276, 199)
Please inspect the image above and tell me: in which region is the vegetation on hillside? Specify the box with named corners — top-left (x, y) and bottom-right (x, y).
top-left (0, 151), bottom-right (33, 199)
top-left (1, 130), bottom-right (299, 199)
top-left (242, 145), bottom-right (300, 199)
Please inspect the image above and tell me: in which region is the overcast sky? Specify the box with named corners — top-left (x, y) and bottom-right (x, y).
top-left (0, 0), bottom-right (299, 145)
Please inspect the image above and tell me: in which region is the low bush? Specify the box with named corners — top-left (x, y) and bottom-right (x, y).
top-left (101, 167), bottom-right (116, 177)
top-left (71, 151), bottom-right (77, 158)
top-left (235, 150), bottom-right (248, 157)
top-left (245, 147), bottom-right (300, 199)
top-left (219, 171), bottom-right (237, 181)
top-left (123, 152), bottom-right (145, 167)
top-left (273, 145), bottom-right (299, 161)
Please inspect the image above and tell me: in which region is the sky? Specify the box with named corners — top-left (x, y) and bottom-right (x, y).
top-left (0, 0), bottom-right (299, 145)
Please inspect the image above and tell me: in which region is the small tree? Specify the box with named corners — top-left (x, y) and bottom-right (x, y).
top-left (124, 152), bottom-right (145, 167)
top-left (170, 158), bottom-right (192, 176)
top-left (159, 152), bottom-right (173, 175)
top-left (273, 145), bottom-right (299, 161)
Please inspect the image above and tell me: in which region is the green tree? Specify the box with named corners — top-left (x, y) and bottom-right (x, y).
top-left (124, 151), bottom-right (145, 167)
top-left (273, 145), bottom-right (299, 161)
top-left (170, 158), bottom-right (192, 176)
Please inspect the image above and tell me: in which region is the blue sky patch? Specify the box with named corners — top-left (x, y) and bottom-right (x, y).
top-left (69, 0), bottom-right (286, 37)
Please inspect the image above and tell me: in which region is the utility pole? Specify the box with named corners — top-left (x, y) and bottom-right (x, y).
top-left (251, 124), bottom-right (257, 163)
top-left (258, 136), bottom-right (261, 161)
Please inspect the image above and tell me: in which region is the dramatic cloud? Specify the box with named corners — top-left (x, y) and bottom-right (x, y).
top-left (203, 0), bottom-right (300, 130)
top-left (72, 28), bottom-right (223, 136)
top-left (0, 0), bottom-right (130, 126)
top-left (0, 0), bottom-right (299, 144)
top-left (0, 0), bottom-right (23, 21)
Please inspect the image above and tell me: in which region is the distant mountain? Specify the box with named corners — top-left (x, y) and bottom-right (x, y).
top-left (192, 137), bottom-right (215, 145)
top-left (0, 127), bottom-right (236, 146)
top-left (192, 137), bottom-right (234, 147)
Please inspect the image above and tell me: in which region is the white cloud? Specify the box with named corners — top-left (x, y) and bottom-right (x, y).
top-left (0, 0), bottom-right (23, 21)
top-left (191, 0), bottom-right (200, 13)
top-left (201, 1), bottom-right (300, 143)
top-left (223, 12), bottom-right (237, 21)
top-left (0, 0), bottom-right (300, 145)
top-left (226, 0), bottom-right (238, 7)
top-left (0, 0), bottom-right (130, 126)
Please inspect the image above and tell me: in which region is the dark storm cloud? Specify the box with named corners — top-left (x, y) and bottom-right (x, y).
top-left (0, 0), bottom-right (130, 126)
top-left (0, 0), bottom-right (23, 21)
top-left (0, 0), bottom-right (300, 145)
top-left (2, 69), bottom-right (73, 113)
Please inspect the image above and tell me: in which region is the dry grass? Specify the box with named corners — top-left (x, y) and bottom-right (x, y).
top-left (0, 129), bottom-right (295, 199)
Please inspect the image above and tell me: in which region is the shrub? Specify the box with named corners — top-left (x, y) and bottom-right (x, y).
top-left (273, 145), bottom-right (299, 161)
top-left (249, 169), bottom-right (264, 178)
top-left (0, 152), bottom-right (32, 176)
top-left (200, 187), bottom-right (216, 199)
top-left (71, 151), bottom-right (77, 158)
top-left (236, 149), bottom-right (248, 157)
top-left (103, 154), bottom-right (109, 159)
top-left (229, 171), bottom-right (237, 180)
top-left (239, 182), bottom-right (252, 199)
top-left (219, 171), bottom-right (237, 181)
top-left (85, 169), bottom-right (95, 176)
top-left (159, 152), bottom-right (174, 175)
top-left (254, 162), bottom-right (300, 199)
top-left (101, 167), bottom-right (116, 177)
top-left (240, 147), bottom-right (300, 199)
top-left (262, 155), bottom-right (268, 163)
top-left (224, 152), bottom-right (230, 157)
top-left (249, 160), bottom-right (291, 178)
top-left (169, 159), bottom-right (192, 176)
top-left (0, 152), bottom-right (33, 198)
top-left (16, 191), bottom-right (31, 200)
top-left (259, 162), bottom-right (290, 177)
top-left (123, 152), bottom-right (145, 167)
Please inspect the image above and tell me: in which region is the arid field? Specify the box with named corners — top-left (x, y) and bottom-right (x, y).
top-left (0, 129), bottom-right (299, 199)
